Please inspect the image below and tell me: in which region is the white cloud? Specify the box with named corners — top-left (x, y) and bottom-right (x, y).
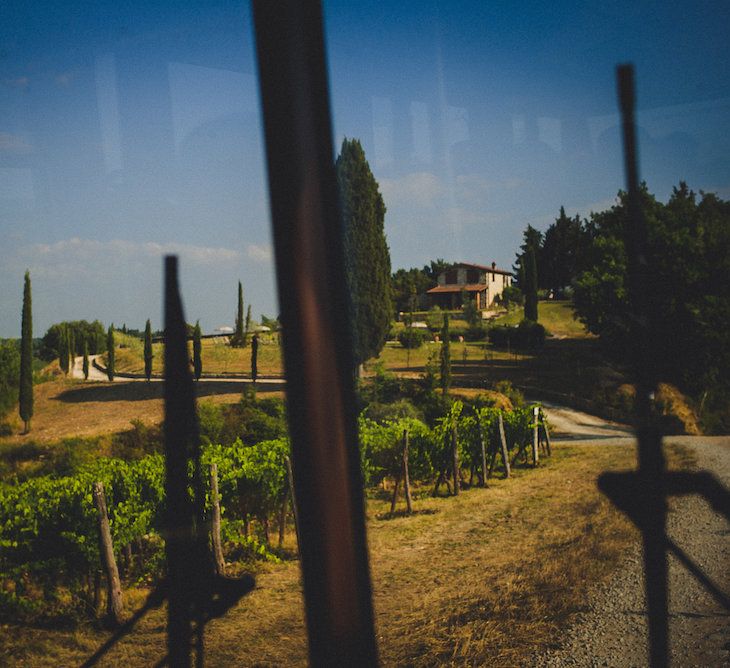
top-left (2, 77), bottom-right (29, 89)
top-left (246, 243), bottom-right (272, 263)
top-left (380, 172), bottom-right (445, 209)
top-left (11, 238), bottom-right (240, 280)
top-left (0, 133), bottom-right (32, 154)
top-left (455, 175), bottom-right (523, 202)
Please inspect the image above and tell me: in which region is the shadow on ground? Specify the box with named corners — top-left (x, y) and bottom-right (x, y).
top-left (53, 381), bottom-right (283, 403)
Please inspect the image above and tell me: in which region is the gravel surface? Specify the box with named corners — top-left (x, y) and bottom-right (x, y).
top-left (528, 435), bottom-right (730, 667)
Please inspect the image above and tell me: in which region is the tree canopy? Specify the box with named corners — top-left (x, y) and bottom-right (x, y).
top-left (573, 183), bottom-right (730, 406)
top-left (337, 138), bottom-right (393, 367)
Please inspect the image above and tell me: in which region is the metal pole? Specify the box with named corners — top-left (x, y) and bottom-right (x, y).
top-left (617, 64), bottom-right (668, 668)
top-left (251, 2), bottom-right (378, 665)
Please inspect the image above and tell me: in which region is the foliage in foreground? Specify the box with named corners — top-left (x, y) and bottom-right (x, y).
top-left (0, 401), bottom-right (540, 622)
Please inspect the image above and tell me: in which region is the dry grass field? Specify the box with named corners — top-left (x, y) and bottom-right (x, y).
top-left (0, 438), bottom-right (672, 667)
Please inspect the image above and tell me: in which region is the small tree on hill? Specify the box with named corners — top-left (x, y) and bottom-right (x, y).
top-left (440, 314), bottom-right (451, 396)
top-left (19, 271), bottom-right (33, 433)
top-left (193, 321), bottom-right (202, 381)
top-left (82, 341), bottom-right (89, 380)
top-left (144, 319), bottom-right (153, 382)
top-left (523, 247), bottom-right (539, 322)
top-left (106, 325), bottom-right (115, 381)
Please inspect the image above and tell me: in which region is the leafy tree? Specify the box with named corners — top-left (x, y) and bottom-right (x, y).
top-left (440, 314), bottom-right (451, 396)
top-left (59, 325), bottom-right (69, 374)
top-left (82, 341), bottom-right (89, 380)
top-left (41, 320), bottom-right (106, 362)
top-left (523, 247), bottom-right (539, 322)
top-left (106, 326), bottom-right (115, 381)
top-left (462, 295), bottom-right (480, 326)
top-left (513, 225), bottom-right (543, 288)
top-left (232, 281), bottom-right (244, 347)
top-left (68, 328), bottom-right (75, 373)
top-left (144, 319), bottom-right (153, 382)
top-left (391, 267), bottom-right (433, 314)
top-left (541, 206), bottom-right (585, 295)
top-left (0, 340), bottom-right (20, 418)
top-left (19, 272), bottom-right (33, 432)
top-left (573, 183), bottom-right (730, 403)
top-left (337, 138), bottom-right (393, 368)
top-left (193, 321), bottom-right (202, 381)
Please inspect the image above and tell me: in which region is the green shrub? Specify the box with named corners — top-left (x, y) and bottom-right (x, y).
top-left (398, 328), bottom-right (427, 348)
top-left (488, 319), bottom-right (546, 349)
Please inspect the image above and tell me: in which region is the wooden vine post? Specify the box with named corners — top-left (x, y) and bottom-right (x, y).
top-left (532, 406), bottom-right (540, 466)
top-left (477, 420), bottom-right (488, 487)
top-left (402, 429), bottom-right (413, 514)
top-left (92, 481), bottom-right (125, 627)
top-left (540, 408), bottom-right (552, 456)
top-left (498, 412), bottom-right (511, 478)
top-left (285, 456), bottom-right (301, 554)
top-left (451, 426), bottom-right (460, 496)
top-left (209, 463), bottom-right (226, 576)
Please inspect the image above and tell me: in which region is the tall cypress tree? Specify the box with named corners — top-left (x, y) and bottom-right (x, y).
top-left (19, 271), bottom-right (33, 433)
top-left (523, 248), bottom-right (539, 322)
top-left (193, 320), bottom-right (202, 381)
top-left (336, 138), bottom-right (393, 368)
top-left (244, 304), bottom-right (253, 347)
top-left (106, 325), bottom-right (115, 381)
top-left (251, 333), bottom-right (259, 386)
top-left (144, 319), bottom-right (153, 381)
top-left (82, 340), bottom-right (89, 380)
top-left (233, 281), bottom-right (244, 347)
top-left (440, 314), bottom-right (451, 396)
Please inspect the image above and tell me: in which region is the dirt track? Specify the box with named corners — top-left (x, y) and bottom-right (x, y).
top-left (529, 406), bottom-right (730, 667)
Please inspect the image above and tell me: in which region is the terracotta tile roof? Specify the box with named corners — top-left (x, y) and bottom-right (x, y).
top-left (427, 283), bottom-right (488, 294)
top-left (454, 262), bottom-right (513, 276)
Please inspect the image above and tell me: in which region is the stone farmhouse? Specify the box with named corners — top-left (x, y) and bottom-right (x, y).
top-left (426, 262), bottom-right (512, 310)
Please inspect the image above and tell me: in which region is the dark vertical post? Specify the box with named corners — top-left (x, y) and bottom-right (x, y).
top-left (164, 256), bottom-right (206, 668)
top-left (402, 430), bottom-right (413, 514)
top-left (617, 64), bottom-right (668, 668)
top-left (252, 3), bottom-right (378, 665)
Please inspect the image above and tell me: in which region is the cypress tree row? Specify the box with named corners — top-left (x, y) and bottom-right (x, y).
top-left (440, 314), bottom-right (451, 396)
top-left (336, 137), bottom-right (393, 369)
top-left (193, 321), bottom-right (202, 381)
top-left (144, 319), bottom-right (153, 382)
top-left (19, 271), bottom-right (33, 433)
top-left (82, 341), bottom-right (89, 380)
top-left (523, 248), bottom-right (539, 322)
top-left (233, 281), bottom-right (244, 347)
top-left (106, 325), bottom-right (115, 381)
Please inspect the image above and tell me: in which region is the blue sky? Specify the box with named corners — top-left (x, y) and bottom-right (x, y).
top-left (1, 0), bottom-right (728, 337)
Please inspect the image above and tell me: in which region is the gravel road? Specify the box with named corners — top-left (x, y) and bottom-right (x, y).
top-left (528, 423), bottom-right (730, 667)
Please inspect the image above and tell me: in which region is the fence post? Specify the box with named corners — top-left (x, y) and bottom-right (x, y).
top-left (92, 481), bottom-right (125, 627)
top-left (285, 456), bottom-right (301, 554)
top-left (210, 463), bottom-right (226, 576)
top-left (540, 408), bottom-right (552, 456)
top-left (452, 426), bottom-right (460, 495)
top-left (498, 412), bottom-right (511, 478)
top-left (478, 420), bottom-right (488, 487)
top-left (532, 406), bottom-right (540, 467)
top-left (402, 429), bottom-right (413, 514)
